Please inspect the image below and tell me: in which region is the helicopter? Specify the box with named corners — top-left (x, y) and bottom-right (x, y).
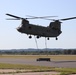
top-left (6, 13), bottom-right (76, 40)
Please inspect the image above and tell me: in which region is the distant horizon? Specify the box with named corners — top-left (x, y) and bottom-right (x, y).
top-left (0, 48), bottom-right (76, 50)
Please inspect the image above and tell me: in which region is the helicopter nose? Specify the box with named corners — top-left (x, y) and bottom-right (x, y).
top-left (16, 27), bottom-right (23, 33)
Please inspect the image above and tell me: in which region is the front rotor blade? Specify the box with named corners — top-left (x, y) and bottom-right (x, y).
top-left (26, 15), bottom-right (58, 19)
top-left (6, 18), bottom-right (20, 20)
top-left (60, 17), bottom-right (76, 21)
top-left (6, 13), bottom-right (22, 19)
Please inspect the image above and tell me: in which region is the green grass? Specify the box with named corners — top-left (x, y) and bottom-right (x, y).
top-left (0, 63), bottom-right (51, 70)
top-left (0, 63), bottom-right (76, 74)
top-left (53, 68), bottom-right (76, 74)
top-left (59, 72), bottom-right (69, 75)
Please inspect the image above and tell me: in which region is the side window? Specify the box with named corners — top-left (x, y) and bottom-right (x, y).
top-left (28, 26), bottom-right (32, 29)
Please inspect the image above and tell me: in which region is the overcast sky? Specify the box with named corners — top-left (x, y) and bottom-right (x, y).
top-left (0, 0), bottom-right (76, 49)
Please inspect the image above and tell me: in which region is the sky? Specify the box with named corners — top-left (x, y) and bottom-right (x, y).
top-left (0, 0), bottom-right (76, 49)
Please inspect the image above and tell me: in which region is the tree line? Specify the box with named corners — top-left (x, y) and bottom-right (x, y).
top-left (0, 49), bottom-right (76, 55)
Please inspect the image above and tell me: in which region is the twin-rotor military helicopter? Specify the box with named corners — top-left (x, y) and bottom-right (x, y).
top-left (6, 13), bottom-right (76, 40)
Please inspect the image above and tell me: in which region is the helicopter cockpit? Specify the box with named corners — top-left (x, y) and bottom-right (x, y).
top-left (17, 19), bottom-right (29, 33)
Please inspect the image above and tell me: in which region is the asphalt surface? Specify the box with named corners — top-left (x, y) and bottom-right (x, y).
top-left (0, 58), bottom-right (76, 68)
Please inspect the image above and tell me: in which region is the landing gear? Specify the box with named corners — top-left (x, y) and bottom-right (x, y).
top-left (29, 35), bottom-right (41, 39)
top-left (29, 35), bottom-right (32, 39)
top-left (47, 37), bottom-right (49, 40)
top-left (37, 36), bottom-right (40, 39)
top-left (56, 37), bottom-right (58, 40)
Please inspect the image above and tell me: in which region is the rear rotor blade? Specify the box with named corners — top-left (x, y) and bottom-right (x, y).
top-left (60, 17), bottom-right (76, 21)
top-left (40, 18), bottom-right (56, 21)
top-left (45, 17), bottom-right (76, 21)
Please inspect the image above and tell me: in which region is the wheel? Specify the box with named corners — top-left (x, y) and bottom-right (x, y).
top-left (29, 35), bottom-right (32, 39)
top-left (37, 36), bottom-right (39, 39)
top-left (47, 37), bottom-right (49, 40)
top-left (56, 37), bottom-right (58, 40)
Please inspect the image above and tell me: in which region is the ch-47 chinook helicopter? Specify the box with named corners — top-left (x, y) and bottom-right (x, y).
top-left (6, 13), bottom-right (76, 40)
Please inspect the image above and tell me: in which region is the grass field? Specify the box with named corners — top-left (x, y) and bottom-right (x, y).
top-left (0, 55), bottom-right (76, 61)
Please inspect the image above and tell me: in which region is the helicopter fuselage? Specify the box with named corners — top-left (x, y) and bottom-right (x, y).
top-left (17, 21), bottom-right (62, 40)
